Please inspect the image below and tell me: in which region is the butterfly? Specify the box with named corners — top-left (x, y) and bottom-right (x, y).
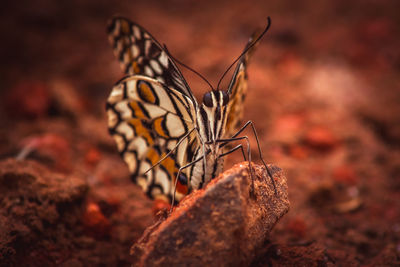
top-left (106, 17), bottom-right (276, 204)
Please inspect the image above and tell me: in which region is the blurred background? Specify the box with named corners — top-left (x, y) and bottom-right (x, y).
top-left (0, 0), bottom-right (399, 265)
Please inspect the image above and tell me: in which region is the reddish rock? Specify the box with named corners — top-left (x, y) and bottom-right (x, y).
top-left (272, 113), bottom-right (305, 143)
top-left (84, 147), bottom-right (102, 168)
top-left (333, 165), bottom-right (358, 185)
top-left (289, 144), bottom-right (309, 159)
top-left (131, 162), bottom-right (289, 266)
top-left (276, 114), bottom-right (304, 132)
top-left (82, 201), bottom-right (111, 237)
top-left (152, 198), bottom-right (171, 216)
top-left (305, 126), bottom-right (338, 151)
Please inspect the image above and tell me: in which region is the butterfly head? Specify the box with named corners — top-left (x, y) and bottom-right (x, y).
top-left (202, 90), bottom-right (229, 107)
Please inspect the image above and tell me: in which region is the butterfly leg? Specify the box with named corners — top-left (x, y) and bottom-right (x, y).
top-left (211, 136), bottom-right (256, 195)
top-left (218, 143), bottom-right (262, 196)
top-left (218, 120), bottom-right (277, 194)
top-left (170, 156), bottom-right (204, 213)
top-left (237, 121), bottom-right (277, 194)
top-left (218, 144), bottom-right (246, 161)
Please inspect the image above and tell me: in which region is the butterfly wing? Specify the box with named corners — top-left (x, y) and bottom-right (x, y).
top-left (108, 17), bottom-right (196, 104)
top-left (225, 32), bottom-right (260, 138)
top-left (106, 76), bottom-right (199, 202)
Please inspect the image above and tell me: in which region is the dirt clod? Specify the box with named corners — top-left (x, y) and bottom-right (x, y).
top-left (0, 159), bottom-right (88, 266)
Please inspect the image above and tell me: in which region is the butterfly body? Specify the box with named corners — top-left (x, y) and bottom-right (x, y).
top-left (188, 144), bottom-right (224, 190)
top-left (185, 90), bottom-right (229, 189)
top-left (106, 17), bottom-right (273, 203)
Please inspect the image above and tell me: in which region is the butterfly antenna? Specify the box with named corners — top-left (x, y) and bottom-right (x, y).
top-left (163, 44), bottom-right (215, 91)
top-left (216, 17), bottom-right (271, 91)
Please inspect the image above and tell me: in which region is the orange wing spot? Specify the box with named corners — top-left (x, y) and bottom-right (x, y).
top-left (119, 21), bottom-right (134, 63)
top-left (138, 81), bottom-right (156, 103)
top-left (129, 118), bottom-right (154, 145)
top-left (153, 117), bottom-right (169, 138)
top-left (129, 101), bottom-right (146, 119)
top-left (146, 148), bottom-right (160, 166)
top-left (160, 155), bottom-right (176, 177)
top-left (120, 20), bottom-right (130, 34)
top-left (132, 61), bottom-right (140, 73)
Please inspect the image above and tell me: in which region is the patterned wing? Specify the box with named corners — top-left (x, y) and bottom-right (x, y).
top-left (106, 75), bottom-right (199, 202)
top-left (108, 17), bottom-right (196, 103)
top-left (225, 32), bottom-right (260, 138)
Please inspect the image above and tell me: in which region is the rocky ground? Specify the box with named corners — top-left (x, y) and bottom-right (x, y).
top-left (1, 0), bottom-right (399, 266)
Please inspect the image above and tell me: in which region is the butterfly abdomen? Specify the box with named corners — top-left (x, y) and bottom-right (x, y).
top-left (190, 152), bottom-right (224, 189)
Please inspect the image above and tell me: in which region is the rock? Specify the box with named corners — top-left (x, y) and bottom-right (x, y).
top-left (305, 126), bottom-right (338, 151)
top-left (83, 146), bottom-right (102, 168)
top-left (151, 199), bottom-right (171, 216)
top-left (82, 201), bottom-right (111, 238)
top-left (271, 113), bottom-right (305, 144)
top-left (0, 159), bottom-right (88, 265)
top-left (289, 144), bottom-right (309, 159)
top-left (333, 165), bottom-right (359, 185)
top-left (131, 162), bottom-right (289, 266)
top-left (308, 183), bottom-right (362, 214)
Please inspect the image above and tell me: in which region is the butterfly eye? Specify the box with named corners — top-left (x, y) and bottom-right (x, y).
top-left (203, 92), bottom-right (213, 107)
top-left (222, 91), bottom-right (229, 106)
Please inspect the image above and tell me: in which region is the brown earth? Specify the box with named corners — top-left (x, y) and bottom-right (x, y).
top-left (1, 0), bottom-right (399, 266)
